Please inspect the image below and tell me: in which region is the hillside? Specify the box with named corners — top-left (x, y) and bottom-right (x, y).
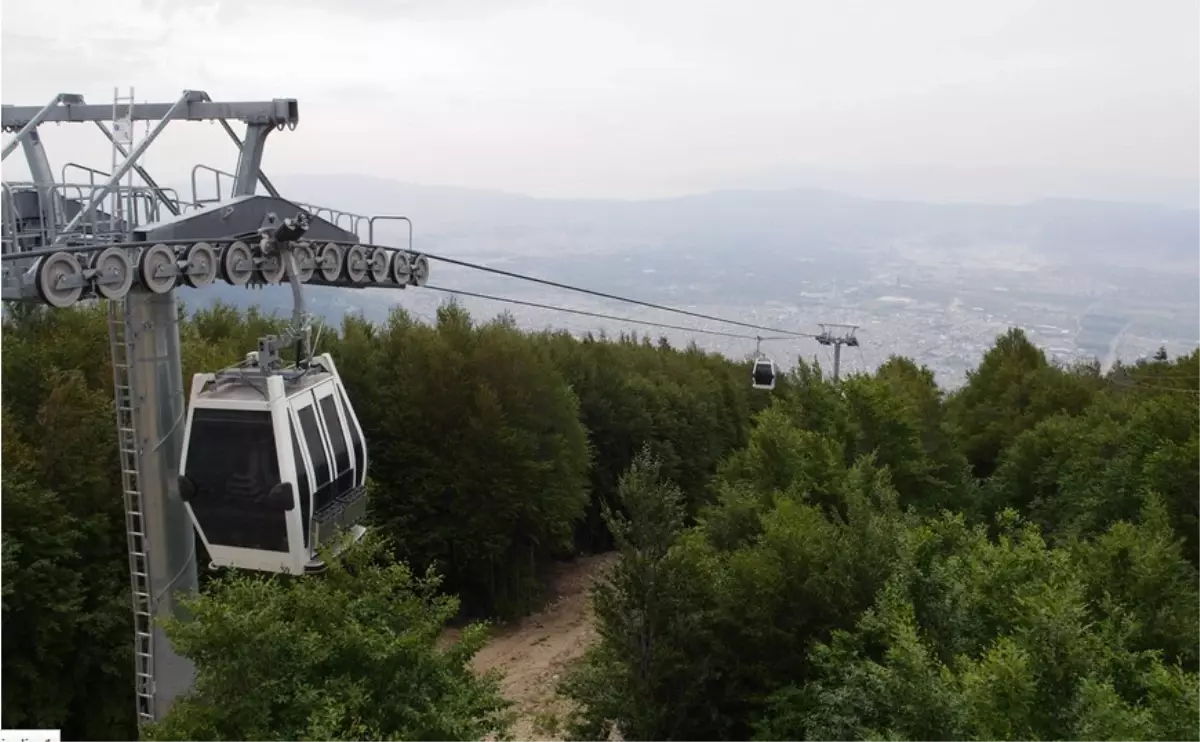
top-left (464, 553), bottom-right (617, 741)
top-left (2, 302), bottom-right (1197, 741)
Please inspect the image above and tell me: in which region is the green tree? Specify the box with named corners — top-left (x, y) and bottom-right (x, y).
top-left (2, 341), bottom-right (138, 739)
top-left (987, 388), bottom-right (1198, 558)
top-left (949, 328), bottom-right (1099, 478)
top-left (562, 448), bottom-right (719, 741)
top-left (698, 458), bottom-right (912, 737)
top-left (866, 356), bottom-right (974, 513)
top-left (338, 304), bottom-right (591, 618)
top-left (143, 537), bottom-right (511, 741)
top-left (755, 509), bottom-right (1199, 741)
top-left (539, 326), bottom-right (759, 552)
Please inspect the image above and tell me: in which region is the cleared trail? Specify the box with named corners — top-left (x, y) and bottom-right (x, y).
top-left (467, 552), bottom-right (618, 741)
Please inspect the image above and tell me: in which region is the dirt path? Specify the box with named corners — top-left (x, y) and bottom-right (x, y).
top-left (469, 552), bottom-right (617, 741)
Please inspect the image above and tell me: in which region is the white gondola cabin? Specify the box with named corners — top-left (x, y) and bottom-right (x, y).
top-left (178, 352), bottom-right (368, 574)
top-left (752, 357), bottom-right (776, 390)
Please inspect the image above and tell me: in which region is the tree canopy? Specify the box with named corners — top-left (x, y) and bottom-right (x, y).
top-left (2, 303), bottom-right (1196, 741)
top-left (142, 537), bottom-right (510, 742)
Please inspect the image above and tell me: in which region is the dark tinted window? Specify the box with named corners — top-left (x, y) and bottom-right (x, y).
top-left (298, 406), bottom-right (329, 485)
top-left (303, 403), bottom-right (336, 513)
top-left (321, 396), bottom-right (350, 474)
top-left (338, 385), bottom-right (366, 486)
top-left (319, 395), bottom-right (354, 497)
top-left (753, 362), bottom-right (774, 386)
top-left (290, 417), bottom-right (311, 545)
top-left (184, 408), bottom-right (288, 552)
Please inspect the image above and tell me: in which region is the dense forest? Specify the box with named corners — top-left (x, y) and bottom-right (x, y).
top-left (2, 300), bottom-right (1197, 740)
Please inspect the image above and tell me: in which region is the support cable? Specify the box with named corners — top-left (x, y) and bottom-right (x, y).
top-left (423, 252), bottom-right (815, 338)
top-left (425, 285), bottom-right (796, 342)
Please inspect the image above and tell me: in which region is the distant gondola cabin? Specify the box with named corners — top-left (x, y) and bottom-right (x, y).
top-left (178, 353), bottom-right (368, 574)
top-left (752, 357), bottom-right (776, 390)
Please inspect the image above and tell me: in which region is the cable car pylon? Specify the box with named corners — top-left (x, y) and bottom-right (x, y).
top-left (1, 88), bottom-right (430, 731)
top-left (815, 323), bottom-right (860, 383)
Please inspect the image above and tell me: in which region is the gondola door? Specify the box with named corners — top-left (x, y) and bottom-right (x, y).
top-left (293, 388), bottom-right (336, 536)
top-left (313, 382), bottom-right (355, 504)
top-left (180, 397), bottom-right (297, 573)
top-left (334, 383), bottom-right (367, 489)
top-left (287, 407), bottom-right (317, 557)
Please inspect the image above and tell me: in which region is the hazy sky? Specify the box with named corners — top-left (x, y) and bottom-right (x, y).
top-left (2, 0), bottom-right (1197, 202)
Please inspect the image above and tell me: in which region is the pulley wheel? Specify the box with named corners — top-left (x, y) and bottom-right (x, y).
top-left (317, 243), bottom-right (343, 282)
top-left (367, 247), bottom-right (391, 284)
top-left (138, 243), bottom-right (178, 294)
top-left (258, 252), bottom-right (287, 284)
top-left (292, 242), bottom-right (316, 283)
top-left (344, 244), bottom-right (369, 284)
top-left (392, 251), bottom-right (412, 285)
top-left (409, 254), bottom-right (430, 286)
top-left (182, 242), bottom-right (218, 288)
top-left (90, 246), bottom-right (134, 300)
top-left (222, 241), bottom-right (254, 286)
top-left (34, 251), bottom-right (84, 308)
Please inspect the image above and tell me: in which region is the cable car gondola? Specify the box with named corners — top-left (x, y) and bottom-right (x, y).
top-left (178, 351), bottom-right (368, 574)
top-left (752, 357), bottom-right (776, 390)
top-left (177, 212), bottom-right (369, 575)
top-left (750, 335), bottom-right (777, 390)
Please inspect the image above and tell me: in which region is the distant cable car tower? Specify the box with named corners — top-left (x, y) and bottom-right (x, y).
top-left (814, 323), bottom-right (860, 383)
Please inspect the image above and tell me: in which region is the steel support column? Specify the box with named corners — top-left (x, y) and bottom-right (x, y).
top-left (220, 120), bottom-right (280, 197)
top-left (20, 129), bottom-right (59, 241)
top-left (231, 123), bottom-right (271, 197)
top-left (125, 289), bottom-right (197, 723)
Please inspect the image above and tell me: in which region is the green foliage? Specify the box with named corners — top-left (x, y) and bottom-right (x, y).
top-left (567, 443), bottom-right (913, 739)
top-left (859, 357), bottom-right (975, 514)
top-left (540, 328), bottom-right (760, 552)
top-left (696, 459), bottom-right (912, 737)
top-left (329, 304), bottom-right (592, 618)
top-left (5, 301), bottom-right (1196, 742)
top-left (564, 328), bottom-right (1197, 740)
top-left (986, 355), bottom-right (1199, 559)
top-left (3, 299), bottom-right (767, 738)
top-left (143, 536), bottom-right (511, 741)
top-left (949, 328), bottom-right (1101, 478)
top-left (753, 508), bottom-right (1199, 741)
top-left (715, 402), bottom-right (845, 513)
top-left (562, 446), bottom-right (717, 741)
top-left (772, 355), bottom-right (975, 516)
top-left (2, 309), bottom-right (139, 741)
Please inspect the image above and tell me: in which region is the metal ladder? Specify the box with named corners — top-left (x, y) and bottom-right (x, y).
top-left (110, 87), bottom-right (136, 232)
top-left (108, 299), bottom-right (156, 726)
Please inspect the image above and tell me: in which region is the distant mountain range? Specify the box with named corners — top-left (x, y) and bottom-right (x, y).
top-left (269, 175), bottom-right (1198, 270)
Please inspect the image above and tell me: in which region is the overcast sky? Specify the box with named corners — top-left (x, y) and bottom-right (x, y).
top-left (2, 0), bottom-right (1197, 203)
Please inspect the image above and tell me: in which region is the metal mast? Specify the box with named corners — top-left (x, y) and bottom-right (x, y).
top-left (103, 84), bottom-right (181, 726)
top-left (815, 323), bottom-right (860, 383)
top-left (1, 89), bottom-right (430, 732)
